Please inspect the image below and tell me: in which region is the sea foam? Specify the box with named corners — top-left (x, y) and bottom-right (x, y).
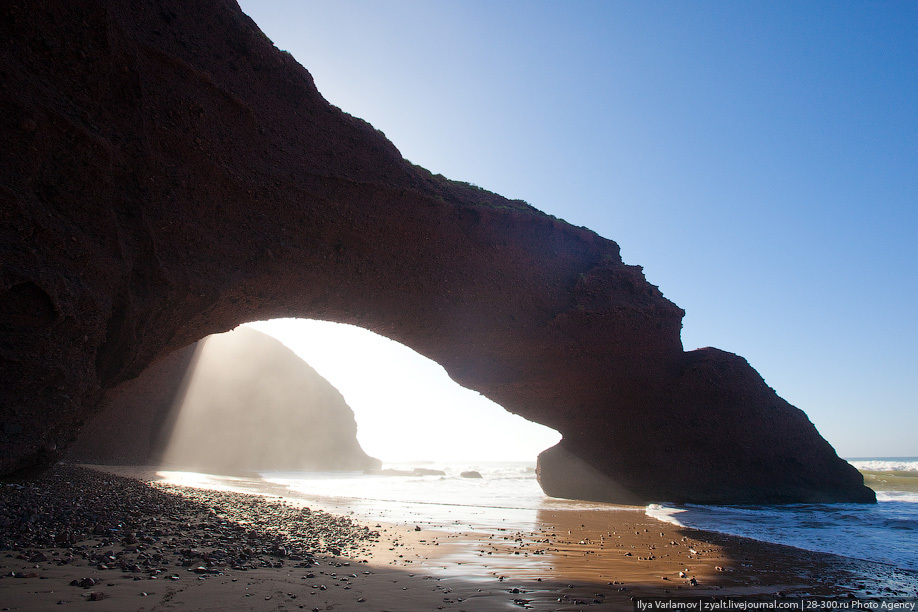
top-left (847, 457), bottom-right (918, 472)
top-left (644, 459), bottom-right (918, 572)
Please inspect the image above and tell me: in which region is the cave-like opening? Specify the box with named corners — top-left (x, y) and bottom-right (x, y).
top-left (242, 318), bottom-right (561, 464)
top-left (71, 319), bottom-right (560, 475)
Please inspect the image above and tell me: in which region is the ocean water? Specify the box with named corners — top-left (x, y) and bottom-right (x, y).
top-left (647, 457), bottom-right (918, 572)
top-left (259, 462), bottom-right (623, 533)
top-left (160, 457), bottom-right (918, 574)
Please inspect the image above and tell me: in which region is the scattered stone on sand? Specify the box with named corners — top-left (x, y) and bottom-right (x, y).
top-left (0, 465), bottom-right (379, 576)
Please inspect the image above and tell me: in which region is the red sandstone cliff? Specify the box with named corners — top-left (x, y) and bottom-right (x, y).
top-left (65, 343), bottom-right (197, 467)
top-left (0, 0), bottom-right (872, 503)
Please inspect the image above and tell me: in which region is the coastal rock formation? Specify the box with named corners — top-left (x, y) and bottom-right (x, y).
top-left (67, 327), bottom-right (379, 472)
top-left (65, 343), bottom-right (198, 467)
top-left (0, 0), bottom-right (873, 502)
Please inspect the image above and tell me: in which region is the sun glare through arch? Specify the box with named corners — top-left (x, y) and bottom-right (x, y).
top-left (243, 318), bottom-right (562, 464)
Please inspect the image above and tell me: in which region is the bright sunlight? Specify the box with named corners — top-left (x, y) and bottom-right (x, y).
top-left (244, 319), bottom-right (561, 463)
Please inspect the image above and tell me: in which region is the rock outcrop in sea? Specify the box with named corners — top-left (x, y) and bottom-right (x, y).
top-left (0, 0), bottom-right (873, 503)
top-left (67, 327), bottom-right (379, 473)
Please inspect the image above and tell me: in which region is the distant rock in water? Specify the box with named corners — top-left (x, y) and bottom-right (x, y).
top-left (413, 468), bottom-right (447, 476)
top-left (68, 327), bottom-right (379, 473)
top-left (460, 471), bottom-right (483, 479)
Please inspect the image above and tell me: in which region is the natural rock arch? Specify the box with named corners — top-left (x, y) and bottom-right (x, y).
top-left (0, 0), bottom-right (871, 503)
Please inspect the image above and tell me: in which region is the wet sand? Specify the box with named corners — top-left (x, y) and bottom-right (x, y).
top-left (1, 465), bottom-right (915, 611)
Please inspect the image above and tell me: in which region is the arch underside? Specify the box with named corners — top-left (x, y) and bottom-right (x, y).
top-left (0, 0), bottom-right (872, 503)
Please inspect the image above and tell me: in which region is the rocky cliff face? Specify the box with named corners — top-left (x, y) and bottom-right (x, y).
top-left (67, 327), bottom-right (379, 473)
top-left (0, 0), bottom-right (872, 502)
top-left (65, 343), bottom-right (198, 467)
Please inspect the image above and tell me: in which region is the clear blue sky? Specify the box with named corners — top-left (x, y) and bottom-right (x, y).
top-left (237, 1), bottom-right (917, 458)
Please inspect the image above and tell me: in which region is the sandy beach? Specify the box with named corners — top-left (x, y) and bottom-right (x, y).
top-left (1, 465), bottom-right (915, 611)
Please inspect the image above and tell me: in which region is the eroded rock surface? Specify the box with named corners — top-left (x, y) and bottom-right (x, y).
top-left (0, 0), bottom-right (872, 502)
top-left (67, 327), bottom-right (378, 472)
top-left (65, 343), bottom-right (197, 467)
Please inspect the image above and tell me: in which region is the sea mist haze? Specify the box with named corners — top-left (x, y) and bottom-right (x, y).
top-left (245, 319), bottom-right (562, 463)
